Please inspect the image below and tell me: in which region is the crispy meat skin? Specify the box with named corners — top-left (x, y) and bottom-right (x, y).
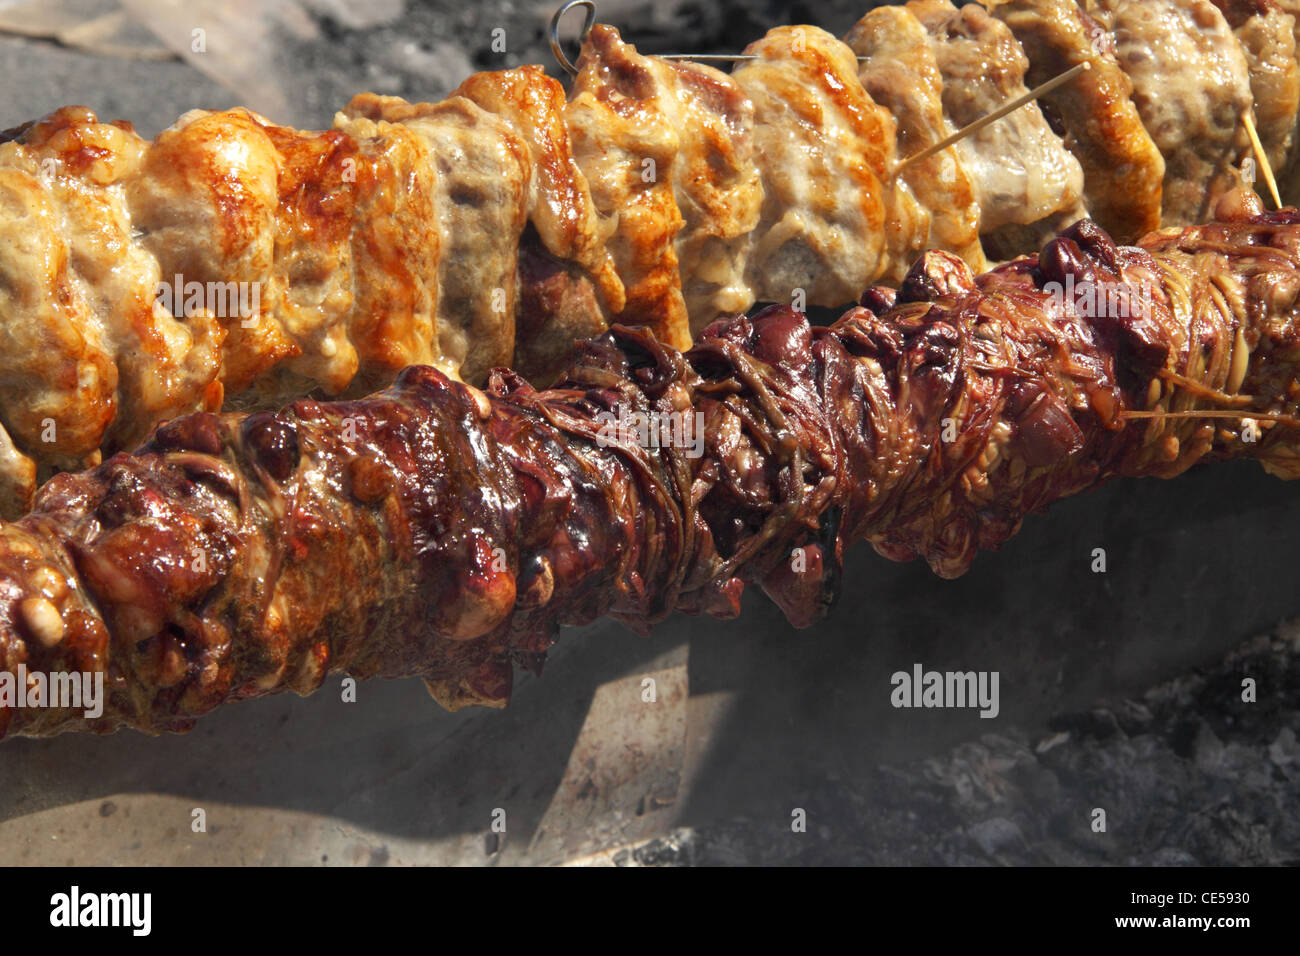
top-left (4, 206), bottom-right (1300, 737)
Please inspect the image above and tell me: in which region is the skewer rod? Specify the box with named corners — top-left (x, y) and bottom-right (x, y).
top-left (1242, 111), bottom-right (1283, 209)
top-left (892, 61), bottom-right (1091, 178)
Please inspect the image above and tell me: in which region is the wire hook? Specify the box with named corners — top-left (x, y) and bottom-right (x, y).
top-left (550, 0), bottom-right (596, 76)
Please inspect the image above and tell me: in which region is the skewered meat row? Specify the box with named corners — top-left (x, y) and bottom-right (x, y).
top-left (1, 199), bottom-right (1297, 738)
top-left (0, 0), bottom-right (1294, 520)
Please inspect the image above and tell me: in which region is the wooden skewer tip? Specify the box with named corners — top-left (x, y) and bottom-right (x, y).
top-left (1242, 111), bottom-right (1283, 210)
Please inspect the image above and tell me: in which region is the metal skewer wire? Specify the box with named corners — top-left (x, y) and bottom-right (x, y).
top-left (548, 0), bottom-right (875, 75)
top-left (549, 0), bottom-right (595, 74)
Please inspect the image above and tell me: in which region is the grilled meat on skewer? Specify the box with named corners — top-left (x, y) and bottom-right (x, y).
top-left (733, 25), bottom-right (926, 299)
top-left (2, 2), bottom-right (1299, 519)
top-left (846, 5), bottom-right (989, 272)
top-left (3, 201), bottom-right (1300, 738)
top-left (1084, 0), bottom-right (1257, 223)
top-left (1211, 0), bottom-right (1300, 173)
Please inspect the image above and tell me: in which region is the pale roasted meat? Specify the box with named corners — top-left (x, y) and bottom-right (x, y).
top-left (130, 108), bottom-right (298, 403)
top-left (1086, 0), bottom-right (1255, 225)
top-left (0, 108), bottom-right (224, 517)
top-left (845, 5), bottom-right (989, 273)
top-left (420, 65), bottom-right (628, 386)
top-left (135, 105), bottom-right (452, 405)
top-left (640, 56), bottom-right (764, 332)
top-left (907, 0), bottom-right (1088, 260)
top-left (453, 65), bottom-right (625, 318)
top-left (1210, 0), bottom-right (1299, 177)
top-left (988, 0), bottom-right (1166, 243)
top-left (1242, 0), bottom-right (1300, 204)
top-left (0, 428), bottom-right (34, 523)
top-left (341, 93), bottom-right (531, 385)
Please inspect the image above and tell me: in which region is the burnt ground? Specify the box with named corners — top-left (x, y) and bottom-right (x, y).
top-left (0, 0), bottom-right (1297, 867)
top-left (662, 628), bottom-right (1300, 866)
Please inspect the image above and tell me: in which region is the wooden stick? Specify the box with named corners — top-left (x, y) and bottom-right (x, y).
top-left (892, 61), bottom-right (1091, 180)
top-left (1242, 111), bottom-right (1282, 209)
top-left (1119, 408), bottom-right (1300, 428)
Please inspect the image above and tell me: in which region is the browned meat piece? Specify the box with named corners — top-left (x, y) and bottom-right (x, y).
top-left (136, 105), bottom-right (453, 405)
top-left (130, 108), bottom-right (294, 402)
top-left (908, 0), bottom-right (1088, 260)
top-left (453, 65), bottom-right (625, 321)
top-left (512, 227), bottom-right (611, 384)
top-left (340, 93), bottom-right (531, 384)
top-left (845, 5), bottom-right (989, 273)
top-left (1085, 0), bottom-right (1255, 224)
top-left (641, 56), bottom-right (764, 331)
top-left (733, 25), bottom-right (926, 300)
top-left (989, 0), bottom-right (1166, 243)
top-left (0, 107), bottom-right (224, 517)
top-left (6, 204), bottom-right (1300, 737)
top-left (564, 25), bottom-right (692, 351)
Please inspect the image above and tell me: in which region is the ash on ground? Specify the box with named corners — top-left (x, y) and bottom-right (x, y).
top-left (610, 625), bottom-right (1300, 865)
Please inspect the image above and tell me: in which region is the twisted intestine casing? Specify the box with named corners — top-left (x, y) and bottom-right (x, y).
top-left (2, 201), bottom-right (1300, 737)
